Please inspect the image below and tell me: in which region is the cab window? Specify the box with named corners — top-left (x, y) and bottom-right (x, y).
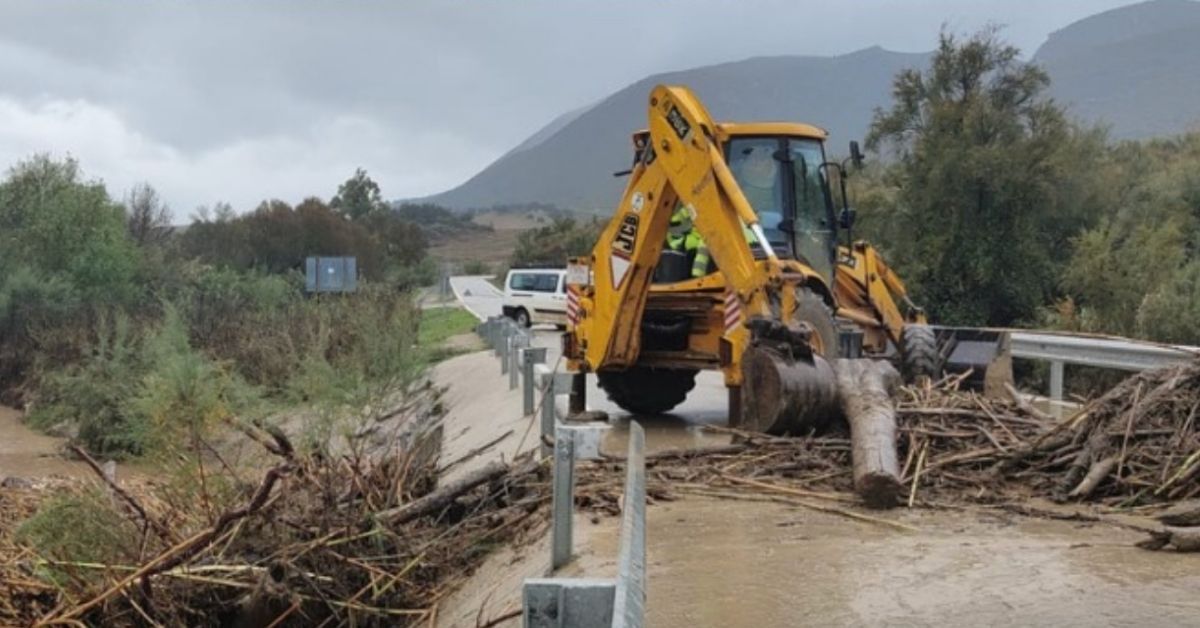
top-left (789, 139), bottom-right (834, 281)
top-left (727, 138), bottom-right (786, 251)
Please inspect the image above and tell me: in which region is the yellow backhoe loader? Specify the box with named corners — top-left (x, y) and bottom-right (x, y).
top-left (563, 84), bottom-right (988, 434)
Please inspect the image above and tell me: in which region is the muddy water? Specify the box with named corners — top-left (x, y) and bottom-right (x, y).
top-left (586, 498), bottom-right (1200, 627)
top-left (601, 414), bottom-right (732, 456)
top-left (0, 405), bottom-right (87, 478)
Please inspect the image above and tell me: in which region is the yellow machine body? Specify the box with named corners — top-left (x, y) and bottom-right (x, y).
top-left (563, 85), bottom-right (928, 433)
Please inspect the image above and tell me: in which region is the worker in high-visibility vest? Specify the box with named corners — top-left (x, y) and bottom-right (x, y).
top-left (667, 204), bottom-right (711, 277)
top-left (668, 203), bottom-right (763, 278)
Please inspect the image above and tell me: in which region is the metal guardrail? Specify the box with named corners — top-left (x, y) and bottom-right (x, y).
top-left (524, 422), bottom-right (646, 628)
top-left (611, 422), bottom-right (646, 628)
top-left (475, 316), bottom-right (643, 627)
top-left (1008, 331), bottom-right (1200, 400)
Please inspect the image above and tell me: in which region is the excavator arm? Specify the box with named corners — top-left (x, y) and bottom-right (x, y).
top-left (571, 85), bottom-right (783, 373)
top-left (834, 241), bottom-right (927, 352)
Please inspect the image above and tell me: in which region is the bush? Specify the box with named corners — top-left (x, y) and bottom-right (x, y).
top-left (28, 307), bottom-right (249, 457)
top-left (462, 260), bottom-right (490, 275)
top-left (17, 490), bottom-right (139, 582)
top-left (1136, 262), bottom-right (1200, 344)
top-left (0, 156), bottom-right (141, 398)
top-left (511, 217), bottom-right (602, 267)
top-left (127, 306), bottom-right (249, 450)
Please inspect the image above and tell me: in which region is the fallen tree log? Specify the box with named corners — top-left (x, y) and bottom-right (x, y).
top-left (375, 460), bottom-right (512, 526)
top-left (836, 359), bottom-right (902, 509)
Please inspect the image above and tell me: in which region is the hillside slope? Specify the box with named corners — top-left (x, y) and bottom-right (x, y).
top-left (422, 0), bottom-right (1200, 211)
top-left (1035, 0), bottom-right (1200, 139)
top-left (420, 47), bottom-right (927, 211)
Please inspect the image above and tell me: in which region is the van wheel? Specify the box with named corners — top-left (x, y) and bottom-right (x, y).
top-left (513, 308), bottom-right (531, 328)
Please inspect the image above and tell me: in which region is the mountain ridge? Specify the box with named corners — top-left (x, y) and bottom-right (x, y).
top-left (418, 0), bottom-right (1200, 212)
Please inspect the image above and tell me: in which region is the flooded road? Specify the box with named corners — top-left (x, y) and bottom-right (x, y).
top-left (0, 405), bottom-right (86, 479)
top-left (585, 497), bottom-right (1200, 627)
top-left (436, 339), bottom-right (1200, 626)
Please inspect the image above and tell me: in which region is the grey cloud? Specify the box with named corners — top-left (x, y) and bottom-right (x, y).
top-left (0, 0), bottom-right (1138, 217)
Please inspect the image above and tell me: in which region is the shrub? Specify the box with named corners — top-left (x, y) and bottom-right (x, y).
top-left (511, 217), bottom-right (602, 267)
top-left (1136, 261), bottom-right (1200, 344)
top-left (462, 260), bottom-right (490, 275)
top-left (17, 490), bottom-right (139, 582)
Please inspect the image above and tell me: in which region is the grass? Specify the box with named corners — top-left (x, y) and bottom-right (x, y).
top-left (418, 307), bottom-right (479, 346)
top-left (417, 306), bottom-right (481, 364)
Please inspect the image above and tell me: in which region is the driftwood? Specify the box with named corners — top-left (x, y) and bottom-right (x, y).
top-left (836, 359), bottom-right (902, 509)
top-left (1067, 456), bottom-right (1118, 500)
top-left (376, 460), bottom-right (511, 526)
top-left (1157, 500), bottom-right (1200, 527)
top-left (1136, 528), bottom-right (1200, 552)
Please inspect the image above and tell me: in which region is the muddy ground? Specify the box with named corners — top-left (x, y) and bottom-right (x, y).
top-left (433, 346), bottom-right (1200, 628)
top-left (3, 343), bottom-right (1198, 626)
top-left (445, 494), bottom-right (1200, 627)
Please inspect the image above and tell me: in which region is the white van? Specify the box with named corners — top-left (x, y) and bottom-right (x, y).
top-left (502, 267), bottom-right (567, 328)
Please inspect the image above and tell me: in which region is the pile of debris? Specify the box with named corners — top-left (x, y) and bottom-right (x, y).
top-left (5, 360), bottom-right (1200, 625)
top-left (620, 360), bottom-right (1200, 521)
top-left (1002, 358), bottom-right (1200, 505)
top-left (0, 416), bottom-right (582, 627)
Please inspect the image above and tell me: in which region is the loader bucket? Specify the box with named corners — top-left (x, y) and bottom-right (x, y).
top-left (932, 327), bottom-right (1013, 397)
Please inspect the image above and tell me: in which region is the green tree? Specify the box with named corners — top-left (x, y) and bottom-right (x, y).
top-left (331, 168), bottom-right (387, 221)
top-left (1058, 133), bottom-right (1200, 339)
top-left (0, 155), bottom-right (140, 391)
top-left (0, 155), bottom-right (138, 303)
top-left (866, 29), bottom-right (1108, 326)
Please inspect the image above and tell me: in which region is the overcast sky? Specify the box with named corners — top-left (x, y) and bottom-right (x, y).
top-left (0, 0), bottom-right (1137, 219)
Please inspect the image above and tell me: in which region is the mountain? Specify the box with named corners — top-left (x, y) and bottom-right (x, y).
top-left (418, 47), bottom-right (928, 212)
top-left (422, 0), bottom-right (1200, 212)
top-left (1035, 0), bottom-right (1200, 139)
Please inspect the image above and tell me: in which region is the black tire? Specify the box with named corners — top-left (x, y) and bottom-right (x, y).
top-left (793, 288), bottom-right (839, 360)
top-left (901, 324), bottom-right (940, 382)
top-left (512, 308), bottom-right (531, 328)
top-left (597, 367), bottom-right (698, 415)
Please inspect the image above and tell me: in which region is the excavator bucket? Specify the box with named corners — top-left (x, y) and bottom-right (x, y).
top-left (932, 327), bottom-right (1014, 397)
top-left (738, 318), bottom-right (841, 435)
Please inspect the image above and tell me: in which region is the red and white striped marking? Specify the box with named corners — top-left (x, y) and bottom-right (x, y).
top-left (566, 286), bottom-right (581, 326)
top-left (723, 289), bottom-right (742, 335)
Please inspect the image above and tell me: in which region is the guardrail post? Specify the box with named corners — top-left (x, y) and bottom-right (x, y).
top-left (509, 333), bottom-right (528, 391)
top-left (1049, 360), bottom-right (1064, 402)
top-left (524, 347), bottom-right (548, 416)
top-left (540, 371), bottom-right (556, 459)
top-left (540, 372), bottom-right (574, 458)
top-left (501, 329), bottom-right (512, 375)
top-left (552, 429), bottom-right (575, 570)
top-left (612, 421), bottom-right (646, 628)
top-left (524, 579), bottom-right (615, 628)
top-left (486, 317), bottom-right (499, 352)
top-left (493, 318), bottom-right (507, 356)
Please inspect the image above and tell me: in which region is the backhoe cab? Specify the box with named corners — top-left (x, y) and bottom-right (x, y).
top-left (564, 85), bottom-right (997, 434)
